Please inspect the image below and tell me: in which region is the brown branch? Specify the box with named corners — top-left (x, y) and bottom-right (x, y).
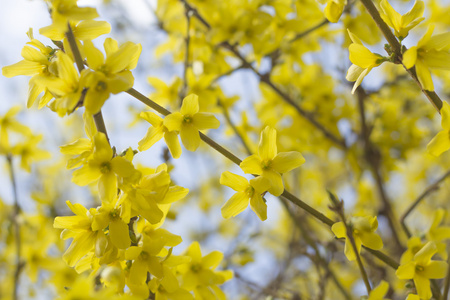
top-left (400, 170), bottom-right (450, 238)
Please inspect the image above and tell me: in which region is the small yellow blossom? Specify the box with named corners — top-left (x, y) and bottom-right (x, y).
top-left (331, 216), bottom-right (383, 261)
top-left (396, 241), bottom-right (448, 300)
top-left (220, 171), bottom-right (270, 221)
top-left (240, 126), bottom-right (305, 196)
top-left (427, 101), bottom-right (450, 156)
top-left (380, 0), bottom-right (425, 40)
top-left (368, 280), bottom-right (389, 300)
top-left (163, 94), bottom-right (220, 152)
top-left (138, 111), bottom-right (181, 159)
top-left (402, 25), bottom-right (450, 91)
top-left (346, 30), bottom-right (386, 94)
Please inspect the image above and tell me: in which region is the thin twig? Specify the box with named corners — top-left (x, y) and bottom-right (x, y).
top-left (359, 0), bottom-right (443, 112)
top-left (180, 3), bottom-right (192, 102)
top-left (329, 192), bottom-right (372, 293)
top-left (400, 170), bottom-right (450, 238)
top-left (65, 23), bottom-right (110, 143)
top-left (356, 87), bottom-right (404, 252)
top-left (7, 155), bottom-right (21, 300)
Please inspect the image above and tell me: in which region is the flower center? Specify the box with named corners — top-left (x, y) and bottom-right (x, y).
top-left (100, 162), bottom-right (111, 174)
top-left (96, 81), bottom-right (107, 92)
top-left (183, 115), bottom-right (193, 124)
top-left (190, 263), bottom-right (201, 273)
top-left (415, 265), bottom-right (424, 272)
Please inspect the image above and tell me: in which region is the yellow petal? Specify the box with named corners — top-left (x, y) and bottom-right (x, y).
top-left (202, 251), bottom-right (224, 269)
top-left (163, 112), bottom-right (183, 132)
top-left (349, 44), bottom-right (381, 68)
top-left (109, 219), bottom-right (131, 249)
top-left (271, 151), bottom-right (305, 173)
top-left (347, 29), bottom-right (363, 45)
top-left (351, 67), bottom-right (371, 94)
top-left (331, 221), bottom-right (347, 238)
top-left (440, 102), bottom-right (450, 130)
top-left (422, 51), bottom-right (450, 69)
top-left (414, 242), bottom-right (437, 266)
top-left (359, 232), bottom-right (383, 250)
top-left (84, 40), bottom-right (104, 70)
top-left (258, 126), bottom-right (277, 161)
top-left (140, 111), bottom-right (163, 126)
top-left (324, 0), bottom-right (344, 23)
top-left (105, 41), bottom-right (142, 73)
top-left (192, 112), bottom-right (220, 130)
top-left (240, 155), bottom-right (263, 175)
top-left (221, 192), bottom-right (249, 219)
top-left (129, 257), bottom-right (148, 284)
top-left (380, 0), bottom-right (401, 31)
top-left (426, 130), bottom-right (450, 157)
top-left (344, 236), bottom-right (361, 261)
top-left (72, 164), bottom-right (102, 186)
top-left (416, 59), bottom-right (434, 91)
top-left (104, 38), bottom-right (119, 57)
top-left (164, 131), bottom-right (182, 159)
top-left (425, 32), bottom-right (450, 51)
top-left (181, 94), bottom-right (199, 115)
top-left (2, 60), bottom-right (44, 77)
top-left (220, 171), bottom-right (248, 192)
top-left (249, 176), bottom-right (270, 193)
top-left (250, 194), bottom-right (267, 221)
top-left (368, 280), bottom-right (389, 300)
top-left (98, 172), bottom-right (117, 204)
top-left (138, 126), bottom-right (164, 151)
top-left (262, 169), bottom-right (284, 196)
top-left (56, 51), bottom-right (79, 85)
top-left (395, 261), bottom-right (416, 279)
top-left (413, 275), bottom-right (432, 300)
top-left (125, 246), bottom-right (142, 260)
top-left (346, 64), bottom-right (364, 82)
top-left (180, 124), bottom-right (200, 151)
top-left (74, 20), bottom-right (111, 40)
top-left (422, 261), bottom-right (448, 279)
top-left (402, 46), bottom-right (417, 69)
top-left (111, 156), bottom-right (135, 177)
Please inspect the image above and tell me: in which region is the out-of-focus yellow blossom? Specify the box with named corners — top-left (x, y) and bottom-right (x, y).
top-left (11, 134), bottom-right (50, 172)
top-left (138, 111), bottom-right (181, 159)
top-left (346, 30), bottom-right (386, 94)
top-left (81, 38), bottom-right (142, 114)
top-left (72, 132), bottom-right (136, 203)
top-left (240, 126), bottom-right (305, 196)
top-left (177, 241), bottom-right (233, 299)
top-left (427, 101), bottom-right (450, 156)
top-left (380, 0), bottom-right (425, 40)
top-left (331, 216), bottom-right (383, 261)
top-left (220, 171), bottom-right (270, 221)
top-left (405, 294), bottom-right (420, 300)
top-left (0, 106), bottom-right (31, 152)
top-left (317, 0), bottom-right (347, 23)
top-left (367, 280), bottom-right (389, 300)
top-left (403, 25), bottom-right (450, 91)
top-left (147, 76), bottom-right (182, 109)
top-left (396, 241), bottom-right (448, 299)
top-left (163, 94), bottom-right (220, 152)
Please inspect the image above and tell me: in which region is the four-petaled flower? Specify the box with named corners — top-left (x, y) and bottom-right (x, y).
top-left (331, 216), bottom-right (383, 261)
top-left (163, 94), bottom-right (220, 152)
top-left (220, 171), bottom-right (270, 221)
top-left (239, 126), bottom-right (305, 196)
top-left (380, 0), bottom-right (425, 40)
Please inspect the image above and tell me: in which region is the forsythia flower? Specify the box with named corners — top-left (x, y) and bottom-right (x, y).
top-left (220, 171), bottom-right (270, 221)
top-left (402, 25), bottom-right (450, 91)
top-left (163, 94), bottom-right (220, 152)
top-left (367, 280), bottom-right (389, 300)
top-left (138, 111), bottom-right (181, 159)
top-left (0, 106), bottom-right (31, 152)
top-left (331, 216), bottom-right (383, 261)
top-left (346, 30), bottom-right (386, 94)
top-left (427, 101), bottom-right (450, 156)
top-left (81, 38), bottom-right (142, 114)
top-left (380, 0), bottom-right (425, 40)
top-left (240, 126), bottom-right (305, 196)
top-left (396, 241), bottom-right (448, 300)
top-left (72, 132), bottom-right (136, 203)
top-left (177, 242), bottom-right (233, 298)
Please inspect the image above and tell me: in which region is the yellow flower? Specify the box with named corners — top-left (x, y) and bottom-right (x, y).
top-left (380, 0), bottom-right (425, 40)
top-left (346, 30), bottom-right (386, 94)
top-left (402, 25), bottom-right (450, 91)
top-left (72, 132), bottom-right (136, 203)
top-left (427, 101), bottom-right (450, 156)
top-left (220, 172), bottom-right (270, 221)
top-left (331, 216), bottom-right (383, 261)
top-left (2, 30), bottom-right (56, 108)
top-left (396, 242), bottom-right (448, 300)
top-left (138, 111), bottom-right (181, 159)
top-left (177, 242), bottom-right (233, 297)
top-left (239, 126), bottom-right (305, 196)
top-left (317, 0), bottom-right (347, 23)
top-left (11, 134), bottom-right (51, 172)
top-left (81, 38), bottom-right (142, 114)
top-left (163, 94), bottom-right (220, 152)
top-left (368, 280), bottom-right (389, 300)
top-left (40, 19), bottom-right (111, 41)
top-left (0, 106), bottom-right (31, 152)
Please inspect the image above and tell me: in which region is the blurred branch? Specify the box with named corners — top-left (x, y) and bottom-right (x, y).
top-left (7, 155), bottom-right (22, 300)
top-left (400, 170), bottom-right (450, 238)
